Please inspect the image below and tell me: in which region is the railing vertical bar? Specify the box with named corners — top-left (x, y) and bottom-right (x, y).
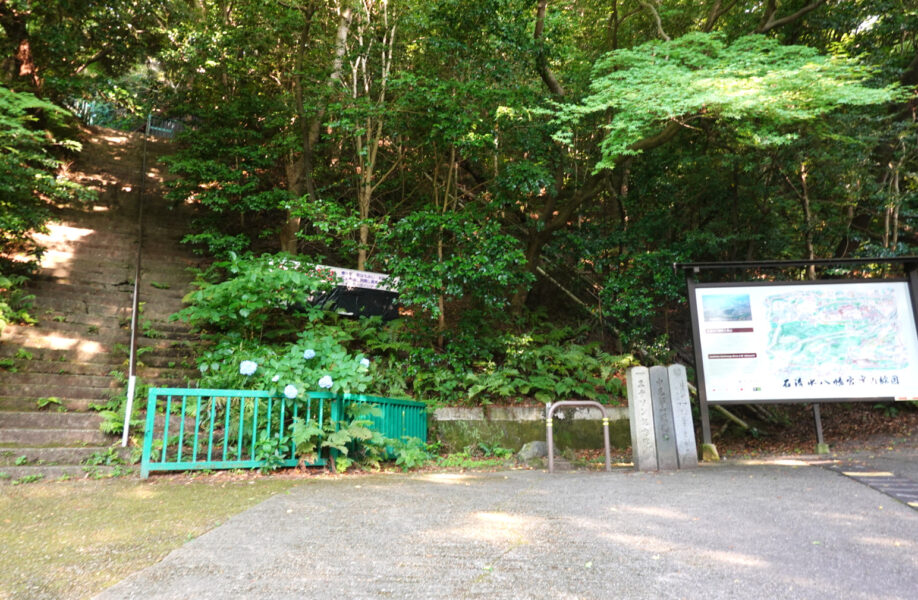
top-left (250, 397), bottom-right (260, 460)
top-left (177, 394), bottom-right (187, 462)
top-left (207, 396), bottom-right (217, 462)
top-left (192, 395), bottom-right (202, 462)
top-left (278, 398), bottom-right (287, 457)
top-left (236, 397), bottom-right (246, 460)
top-left (222, 396), bottom-right (232, 461)
top-left (161, 394), bottom-right (172, 463)
top-left (289, 400), bottom-right (298, 457)
top-left (266, 396), bottom-right (273, 445)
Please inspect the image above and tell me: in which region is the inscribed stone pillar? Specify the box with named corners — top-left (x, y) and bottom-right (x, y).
top-left (649, 366), bottom-right (679, 471)
top-left (627, 366), bottom-right (657, 471)
top-left (667, 364), bottom-right (698, 468)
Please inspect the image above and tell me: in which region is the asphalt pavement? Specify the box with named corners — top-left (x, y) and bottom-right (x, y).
top-left (95, 452), bottom-right (918, 600)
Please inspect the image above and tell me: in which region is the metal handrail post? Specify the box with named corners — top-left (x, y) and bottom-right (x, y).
top-left (121, 113), bottom-right (151, 447)
top-left (546, 402), bottom-right (553, 473)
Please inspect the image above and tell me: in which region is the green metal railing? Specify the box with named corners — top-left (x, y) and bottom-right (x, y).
top-left (140, 388), bottom-right (426, 478)
top-left (339, 393), bottom-right (428, 442)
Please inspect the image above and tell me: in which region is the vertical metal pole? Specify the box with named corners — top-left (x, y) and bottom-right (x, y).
top-left (121, 112), bottom-right (151, 447)
top-left (120, 375), bottom-right (136, 447)
top-left (813, 403), bottom-right (825, 446)
top-left (546, 402), bottom-right (554, 473)
top-left (907, 263), bottom-right (918, 336)
top-left (685, 269), bottom-right (713, 445)
top-left (601, 417), bottom-right (612, 472)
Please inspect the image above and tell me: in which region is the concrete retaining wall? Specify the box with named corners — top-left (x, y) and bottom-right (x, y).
top-left (431, 405), bottom-right (630, 453)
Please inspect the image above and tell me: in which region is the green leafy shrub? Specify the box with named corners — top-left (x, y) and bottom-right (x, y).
top-left (0, 86), bottom-right (93, 270)
top-left (322, 403), bottom-right (389, 473)
top-left (0, 274), bottom-right (36, 334)
top-left (173, 253), bottom-right (336, 339)
top-left (390, 437), bottom-right (435, 471)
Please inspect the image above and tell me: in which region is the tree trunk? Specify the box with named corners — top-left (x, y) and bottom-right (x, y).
top-left (357, 182), bottom-right (371, 270)
top-left (283, 5), bottom-right (351, 255)
top-left (799, 163), bottom-right (816, 280)
top-left (0, 4), bottom-right (40, 91)
top-left (281, 156), bottom-right (305, 254)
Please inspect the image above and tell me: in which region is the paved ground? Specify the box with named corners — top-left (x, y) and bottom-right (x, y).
top-left (95, 453), bottom-right (918, 600)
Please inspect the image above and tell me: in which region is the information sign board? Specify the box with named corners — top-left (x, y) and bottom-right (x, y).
top-left (691, 280), bottom-right (918, 403)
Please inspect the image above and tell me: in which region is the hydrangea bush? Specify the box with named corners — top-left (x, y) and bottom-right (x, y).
top-left (175, 253), bottom-right (375, 396)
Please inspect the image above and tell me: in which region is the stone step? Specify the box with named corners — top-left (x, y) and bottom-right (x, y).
top-left (137, 337), bottom-right (196, 353)
top-left (2, 322), bottom-right (129, 345)
top-left (0, 345), bottom-right (121, 365)
top-left (145, 377), bottom-right (189, 391)
top-left (18, 297), bottom-right (129, 318)
top-left (0, 359), bottom-right (117, 377)
top-left (0, 464), bottom-right (130, 483)
top-left (35, 240), bottom-right (137, 259)
top-left (34, 268), bottom-right (129, 287)
top-left (0, 383), bottom-right (114, 400)
top-left (136, 275), bottom-right (195, 291)
top-left (0, 445), bottom-right (116, 466)
top-left (0, 427), bottom-right (111, 447)
top-left (135, 321), bottom-right (193, 335)
top-left (142, 311), bottom-right (190, 325)
top-left (0, 397), bottom-right (97, 412)
top-left (36, 250), bottom-right (133, 270)
top-left (0, 371), bottom-right (116, 389)
top-left (34, 222), bottom-right (136, 244)
top-left (0, 353), bottom-right (198, 380)
top-left (141, 354), bottom-right (196, 369)
top-left (30, 276), bottom-right (136, 295)
top-left (33, 229), bottom-right (138, 249)
top-left (25, 283), bottom-right (133, 304)
top-left (0, 329), bottom-right (119, 358)
top-left (14, 311), bottom-right (122, 330)
top-left (0, 411), bottom-right (103, 429)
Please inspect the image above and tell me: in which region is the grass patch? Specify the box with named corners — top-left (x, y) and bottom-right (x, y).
top-left (0, 475), bottom-right (299, 599)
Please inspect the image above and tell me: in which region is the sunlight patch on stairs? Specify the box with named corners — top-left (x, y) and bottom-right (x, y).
top-left (18, 333), bottom-right (106, 357)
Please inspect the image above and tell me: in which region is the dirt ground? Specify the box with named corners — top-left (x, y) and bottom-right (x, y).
top-left (711, 401), bottom-right (918, 457)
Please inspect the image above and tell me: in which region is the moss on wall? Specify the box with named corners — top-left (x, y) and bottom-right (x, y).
top-left (431, 417), bottom-right (630, 454)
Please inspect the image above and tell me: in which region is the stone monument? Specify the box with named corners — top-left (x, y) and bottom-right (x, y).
top-left (667, 364), bottom-right (698, 468)
top-left (627, 366), bottom-right (658, 471)
top-left (649, 366), bottom-right (679, 470)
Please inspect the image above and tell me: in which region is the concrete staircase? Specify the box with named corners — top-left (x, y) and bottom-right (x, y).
top-left (0, 127), bottom-right (199, 483)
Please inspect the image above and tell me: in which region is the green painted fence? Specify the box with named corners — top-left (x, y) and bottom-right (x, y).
top-left (339, 393), bottom-right (428, 443)
top-left (140, 388), bottom-right (427, 478)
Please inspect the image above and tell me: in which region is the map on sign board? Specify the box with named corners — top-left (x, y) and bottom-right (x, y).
top-left (694, 281), bottom-right (918, 403)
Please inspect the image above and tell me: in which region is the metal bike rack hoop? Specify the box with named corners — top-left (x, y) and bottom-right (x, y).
top-left (546, 401), bottom-right (613, 473)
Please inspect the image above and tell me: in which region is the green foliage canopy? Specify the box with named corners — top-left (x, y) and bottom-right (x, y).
top-left (555, 33), bottom-right (902, 171)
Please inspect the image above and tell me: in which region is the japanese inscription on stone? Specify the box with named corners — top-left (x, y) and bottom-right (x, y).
top-left (649, 366), bottom-right (679, 470)
top-left (667, 364), bottom-right (698, 468)
top-left (627, 366), bottom-right (657, 471)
